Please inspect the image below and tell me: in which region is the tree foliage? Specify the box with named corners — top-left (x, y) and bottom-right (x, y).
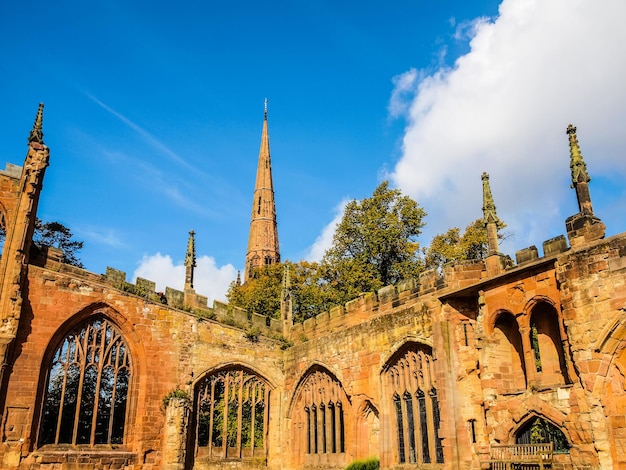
top-left (228, 181), bottom-right (427, 322)
top-left (33, 218), bottom-right (84, 268)
top-left (227, 264), bottom-right (282, 320)
top-left (423, 218), bottom-right (507, 271)
top-left (227, 261), bottom-right (339, 323)
top-left (321, 181), bottom-right (426, 303)
top-left (0, 218), bottom-right (84, 268)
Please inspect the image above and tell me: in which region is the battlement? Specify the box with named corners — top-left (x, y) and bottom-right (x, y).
top-left (285, 233), bottom-right (571, 344)
top-left (30, 231), bottom-right (571, 347)
top-left (101, 267), bottom-right (282, 335)
top-left (0, 162), bottom-right (22, 179)
top-left (30, 247), bottom-right (282, 339)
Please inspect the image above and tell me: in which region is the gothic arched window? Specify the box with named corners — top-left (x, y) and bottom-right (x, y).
top-left (385, 344), bottom-right (444, 464)
top-left (300, 370), bottom-right (345, 456)
top-left (194, 368), bottom-right (270, 460)
top-left (39, 317), bottom-right (132, 446)
top-left (291, 367), bottom-right (348, 466)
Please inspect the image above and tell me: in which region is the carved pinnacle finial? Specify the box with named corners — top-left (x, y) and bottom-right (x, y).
top-left (236, 270), bottom-right (242, 287)
top-left (184, 230), bottom-right (196, 289)
top-left (264, 98), bottom-right (268, 118)
top-left (28, 103), bottom-right (45, 144)
top-left (185, 230), bottom-right (196, 268)
top-left (281, 264), bottom-right (293, 325)
top-left (567, 124), bottom-right (590, 187)
top-left (482, 172), bottom-right (502, 227)
top-left (282, 264), bottom-right (291, 289)
top-left (482, 172), bottom-right (503, 256)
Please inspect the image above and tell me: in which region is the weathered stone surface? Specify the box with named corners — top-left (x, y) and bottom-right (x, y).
top-left (1, 112), bottom-right (625, 470)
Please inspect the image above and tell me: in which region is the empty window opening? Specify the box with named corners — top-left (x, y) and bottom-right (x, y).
top-left (39, 317), bottom-right (131, 446)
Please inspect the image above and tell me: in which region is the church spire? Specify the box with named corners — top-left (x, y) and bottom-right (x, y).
top-left (567, 124), bottom-right (593, 215)
top-left (244, 101), bottom-right (280, 281)
top-left (482, 172), bottom-right (502, 255)
top-left (28, 103), bottom-right (45, 145)
top-left (184, 230), bottom-right (196, 290)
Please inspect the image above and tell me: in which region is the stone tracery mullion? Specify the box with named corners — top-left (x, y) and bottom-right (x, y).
top-left (386, 345), bottom-right (439, 465)
top-left (107, 336), bottom-right (122, 442)
top-left (41, 317), bottom-right (132, 447)
top-left (195, 368), bottom-right (270, 460)
top-left (297, 369), bottom-right (347, 457)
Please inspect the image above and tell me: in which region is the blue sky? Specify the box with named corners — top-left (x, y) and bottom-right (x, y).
top-left (1, 0), bottom-right (625, 302)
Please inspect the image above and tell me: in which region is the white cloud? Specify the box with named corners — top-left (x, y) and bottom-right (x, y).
top-left (305, 199), bottom-right (350, 262)
top-left (453, 17), bottom-right (490, 42)
top-left (389, 0), bottom-right (626, 254)
top-left (133, 253), bottom-right (237, 303)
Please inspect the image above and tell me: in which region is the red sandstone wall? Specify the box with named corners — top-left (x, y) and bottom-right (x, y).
top-left (1, 264), bottom-right (285, 469)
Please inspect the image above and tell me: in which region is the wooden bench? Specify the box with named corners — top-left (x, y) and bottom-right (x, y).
top-left (487, 443), bottom-right (553, 469)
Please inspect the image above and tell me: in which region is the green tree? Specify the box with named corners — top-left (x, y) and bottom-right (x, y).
top-left (321, 181), bottom-right (426, 303)
top-left (0, 218), bottom-right (84, 268)
top-left (228, 182), bottom-right (427, 322)
top-left (227, 264), bottom-right (282, 320)
top-left (423, 218), bottom-right (507, 270)
top-left (227, 261), bottom-right (339, 323)
top-left (33, 218), bottom-right (84, 268)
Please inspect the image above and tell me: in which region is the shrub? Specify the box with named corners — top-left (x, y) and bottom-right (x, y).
top-left (245, 326), bottom-right (261, 342)
top-left (162, 388), bottom-right (191, 408)
top-left (345, 457), bottom-right (379, 470)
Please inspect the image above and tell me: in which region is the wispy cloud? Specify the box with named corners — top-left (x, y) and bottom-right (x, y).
top-left (89, 130), bottom-right (216, 216)
top-left (133, 253), bottom-right (237, 303)
top-left (77, 225), bottom-right (125, 248)
top-left (389, 0), bottom-right (626, 252)
top-left (86, 93), bottom-right (194, 171)
top-left (388, 69), bottom-right (418, 119)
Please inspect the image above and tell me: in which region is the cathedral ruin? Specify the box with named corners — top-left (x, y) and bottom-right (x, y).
top-left (0, 104), bottom-right (625, 469)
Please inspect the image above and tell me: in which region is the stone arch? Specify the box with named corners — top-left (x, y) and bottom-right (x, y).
top-left (32, 302), bottom-right (144, 449)
top-left (513, 414), bottom-right (571, 453)
top-left (34, 305), bottom-right (140, 448)
top-left (492, 311), bottom-right (527, 390)
top-left (188, 364), bottom-right (273, 464)
top-left (288, 364), bottom-right (351, 467)
top-left (523, 295), bottom-right (558, 318)
top-left (287, 361), bottom-right (346, 418)
top-left (381, 341), bottom-right (444, 466)
top-left (381, 335), bottom-right (434, 369)
top-left (528, 300), bottom-right (570, 385)
top-left (485, 308), bottom-right (515, 335)
top-left (193, 361), bottom-right (277, 391)
top-left (494, 404), bottom-right (596, 466)
top-left (594, 310), bottom-right (626, 358)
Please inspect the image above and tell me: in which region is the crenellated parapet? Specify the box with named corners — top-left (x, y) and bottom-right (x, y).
top-left (102, 267), bottom-right (284, 335)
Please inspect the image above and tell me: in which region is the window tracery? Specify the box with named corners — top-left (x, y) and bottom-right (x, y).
top-left (296, 368), bottom-right (346, 458)
top-left (39, 316), bottom-right (131, 446)
top-left (292, 366), bottom-right (350, 465)
top-left (195, 368), bottom-right (270, 460)
top-left (386, 345), bottom-right (444, 464)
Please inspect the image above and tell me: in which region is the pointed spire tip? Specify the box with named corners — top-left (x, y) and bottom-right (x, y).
top-left (28, 102), bottom-right (45, 145)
